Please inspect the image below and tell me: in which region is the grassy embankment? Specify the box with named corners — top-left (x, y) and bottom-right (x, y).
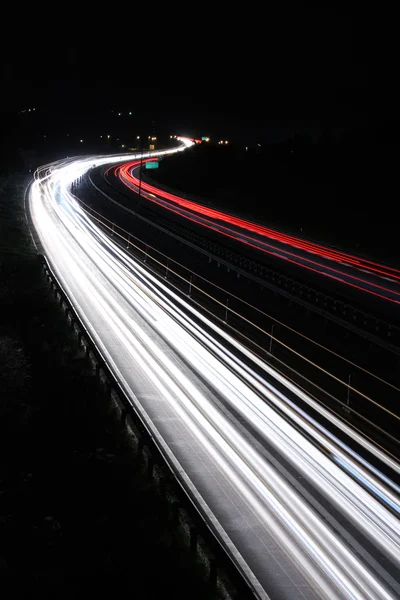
top-left (0, 173), bottom-right (214, 597)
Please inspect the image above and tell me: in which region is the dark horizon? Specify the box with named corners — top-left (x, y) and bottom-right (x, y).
top-left (3, 7), bottom-right (397, 148)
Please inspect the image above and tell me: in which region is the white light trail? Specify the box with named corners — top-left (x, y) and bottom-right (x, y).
top-left (28, 152), bottom-right (400, 600)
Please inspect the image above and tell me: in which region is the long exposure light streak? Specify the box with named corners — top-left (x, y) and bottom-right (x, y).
top-left (114, 161), bottom-right (400, 304)
top-left (28, 151), bottom-right (400, 600)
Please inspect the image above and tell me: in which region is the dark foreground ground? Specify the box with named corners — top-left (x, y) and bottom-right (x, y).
top-left (0, 173), bottom-right (214, 597)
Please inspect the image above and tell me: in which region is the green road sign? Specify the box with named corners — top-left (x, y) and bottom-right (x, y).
top-left (145, 161), bottom-right (159, 169)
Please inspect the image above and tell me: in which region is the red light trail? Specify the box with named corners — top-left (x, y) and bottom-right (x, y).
top-left (110, 161), bottom-right (400, 305)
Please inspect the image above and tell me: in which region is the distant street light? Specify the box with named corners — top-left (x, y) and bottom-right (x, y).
top-left (139, 143), bottom-right (144, 196)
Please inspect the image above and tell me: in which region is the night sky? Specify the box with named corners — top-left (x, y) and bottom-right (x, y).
top-left (1, 8), bottom-right (397, 144)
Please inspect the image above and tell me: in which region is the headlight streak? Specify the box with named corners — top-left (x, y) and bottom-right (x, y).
top-left (64, 207), bottom-right (400, 559)
top-left (29, 154), bottom-right (400, 600)
top-left (74, 189), bottom-right (400, 476)
top-left (77, 208), bottom-right (400, 485)
top-left (38, 214), bottom-right (394, 600)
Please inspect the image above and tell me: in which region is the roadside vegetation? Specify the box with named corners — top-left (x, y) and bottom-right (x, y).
top-left (0, 172), bottom-right (214, 597)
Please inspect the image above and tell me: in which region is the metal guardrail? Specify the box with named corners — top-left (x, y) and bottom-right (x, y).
top-left (84, 171), bottom-right (400, 390)
top-left (71, 183), bottom-right (400, 456)
top-left (124, 168), bottom-right (400, 352)
top-left (38, 253), bottom-right (262, 600)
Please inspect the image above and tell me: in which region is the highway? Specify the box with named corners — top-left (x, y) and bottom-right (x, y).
top-left (110, 159), bottom-right (400, 307)
top-left (28, 149), bottom-right (400, 600)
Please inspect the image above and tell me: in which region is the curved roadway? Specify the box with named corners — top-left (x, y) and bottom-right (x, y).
top-left (110, 160), bottom-right (400, 310)
top-left (28, 149), bottom-right (400, 600)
